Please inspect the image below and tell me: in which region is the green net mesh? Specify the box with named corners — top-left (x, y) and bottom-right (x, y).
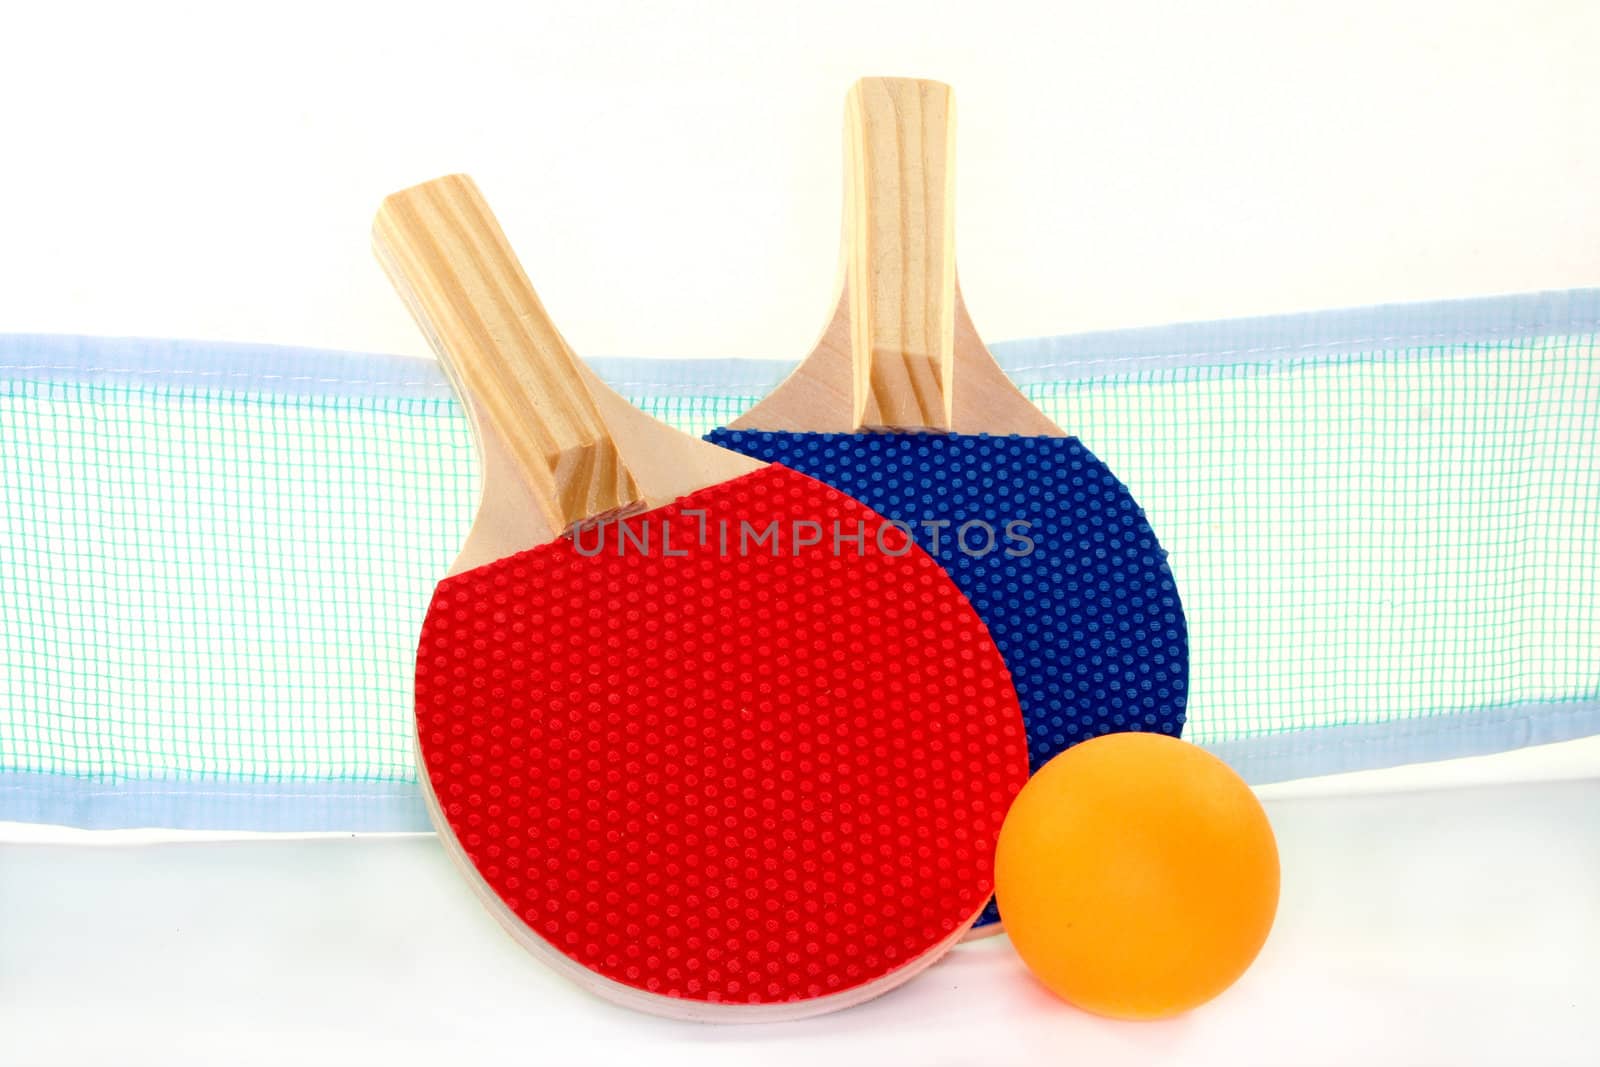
top-left (2, 304), bottom-right (1597, 827)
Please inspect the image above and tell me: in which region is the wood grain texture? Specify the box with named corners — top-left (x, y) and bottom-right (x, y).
top-left (730, 77), bottom-right (1062, 438)
top-left (375, 174), bottom-right (761, 574)
top-left (374, 174), bottom-right (639, 533)
top-left (848, 77), bottom-right (956, 430)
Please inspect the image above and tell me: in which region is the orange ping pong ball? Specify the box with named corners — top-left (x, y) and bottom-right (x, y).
top-left (994, 732), bottom-right (1280, 1019)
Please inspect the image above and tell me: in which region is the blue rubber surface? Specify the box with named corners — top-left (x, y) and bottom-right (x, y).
top-left (705, 431), bottom-right (1189, 929)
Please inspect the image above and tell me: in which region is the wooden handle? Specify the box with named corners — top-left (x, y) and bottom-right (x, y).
top-left (845, 77), bottom-right (957, 431)
top-left (373, 174), bottom-right (640, 532)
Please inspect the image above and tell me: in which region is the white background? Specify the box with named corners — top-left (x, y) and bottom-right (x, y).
top-left (2, 1), bottom-right (1598, 360)
top-left (3, 2), bottom-right (1599, 1064)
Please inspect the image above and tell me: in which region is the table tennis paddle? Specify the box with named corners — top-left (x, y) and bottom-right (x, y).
top-left (373, 174), bottom-right (1030, 1019)
top-left (707, 78), bottom-right (1189, 935)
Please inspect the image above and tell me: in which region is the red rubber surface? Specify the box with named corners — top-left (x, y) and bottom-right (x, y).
top-left (416, 464), bottom-right (1029, 1006)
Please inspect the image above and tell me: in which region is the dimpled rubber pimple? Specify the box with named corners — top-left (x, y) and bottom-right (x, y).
top-left (704, 432), bottom-right (1189, 929)
top-left (415, 464), bottom-right (1029, 1007)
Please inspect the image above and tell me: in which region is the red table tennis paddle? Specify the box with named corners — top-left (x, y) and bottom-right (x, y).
top-left (373, 174), bottom-right (1030, 1020)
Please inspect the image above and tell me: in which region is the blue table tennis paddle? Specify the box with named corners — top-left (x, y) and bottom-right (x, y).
top-left (707, 77), bottom-right (1189, 934)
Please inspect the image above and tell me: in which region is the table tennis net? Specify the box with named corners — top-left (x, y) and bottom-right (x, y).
top-left (2, 290), bottom-right (1597, 830)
